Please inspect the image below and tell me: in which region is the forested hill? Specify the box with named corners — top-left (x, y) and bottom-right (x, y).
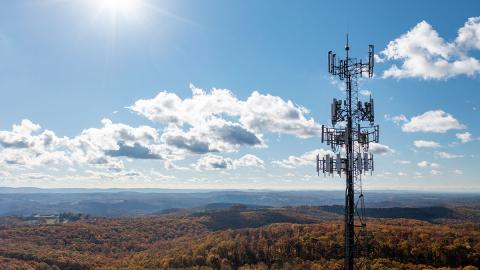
top-left (1, 204), bottom-right (479, 269)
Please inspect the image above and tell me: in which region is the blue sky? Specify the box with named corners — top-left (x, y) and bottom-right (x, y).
top-left (0, 0), bottom-right (479, 191)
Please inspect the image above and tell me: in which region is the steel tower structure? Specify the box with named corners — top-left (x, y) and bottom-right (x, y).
top-left (316, 36), bottom-right (378, 270)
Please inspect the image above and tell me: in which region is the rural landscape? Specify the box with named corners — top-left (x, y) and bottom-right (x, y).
top-left (1, 0), bottom-right (479, 269)
top-left (0, 190), bottom-right (480, 269)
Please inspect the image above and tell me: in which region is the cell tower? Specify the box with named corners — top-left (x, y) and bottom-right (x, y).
top-left (316, 35), bottom-right (378, 270)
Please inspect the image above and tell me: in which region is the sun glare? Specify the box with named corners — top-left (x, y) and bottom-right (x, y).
top-left (97, 0), bottom-right (142, 21)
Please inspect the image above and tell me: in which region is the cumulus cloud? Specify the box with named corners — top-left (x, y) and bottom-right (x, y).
top-left (211, 122), bottom-right (262, 146)
top-left (105, 142), bottom-right (162, 159)
top-left (128, 85), bottom-right (242, 126)
top-left (0, 120), bottom-right (71, 168)
top-left (456, 132), bottom-right (473, 143)
top-left (414, 172), bottom-right (423, 178)
top-left (161, 124), bottom-right (217, 154)
top-left (369, 143), bottom-right (394, 155)
top-left (435, 151), bottom-right (464, 159)
top-left (456, 17), bottom-right (480, 50)
top-left (359, 90), bottom-right (372, 96)
top-left (242, 91), bottom-right (321, 138)
top-left (413, 140), bottom-right (441, 148)
top-left (129, 85), bottom-right (322, 146)
top-left (272, 149), bottom-right (333, 169)
top-left (273, 143), bottom-right (393, 169)
top-left (163, 160), bottom-right (190, 171)
top-left (81, 169), bottom-right (175, 182)
top-left (68, 119), bottom-right (165, 167)
top-left (380, 17), bottom-right (480, 79)
top-left (0, 118), bottom-right (169, 172)
top-left (0, 85), bottom-right (324, 182)
top-left (159, 120), bottom-right (264, 156)
top-left (193, 154), bottom-right (264, 171)
top-left (417, 161), bottom-right (439, 168)
top-left (384, 114), bottom-right (408, 125)
top-left (235, 154), bottom-right (265, 168)
top-left (127, 85), bottom-right (325, 156)
top-left (402, 110), bottom-right (465, 133)
top-left (0, 85), bottom-right (333, 184)
top-left (452, 169), bottom-right (463, 175)
top-left (0, 120), bottom-right (69, 154)
top-left (394, 160), bottom-right (411, 164)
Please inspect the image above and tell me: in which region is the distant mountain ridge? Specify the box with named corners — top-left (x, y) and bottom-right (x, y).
top-left (0, 189), bottom-right (479, 217)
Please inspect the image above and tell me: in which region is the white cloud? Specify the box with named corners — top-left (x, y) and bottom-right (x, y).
top-left (456, 132), bottom-right (473, 143)
top-left (129, 85), bottom-right (322, 142)
top-left (0, 85), bottom-right (326, 185)
top-left (402, 110), bottom-right (465, 133)
top-left (435, 151), bottom-right (464, 159)
top-left (414, 172), bottom-right (423, 178)
top-left (417, 161), bottom-right (428, 168)
top-left (329, 77), bottom-right (346, 91)
top-left (160, 119), bottom-right (264, 155)
top-left (272, 148), bottom-right (333, 169)
top-left (0, 119), bottom-right (49, 149)
top-left (74, 119), bottom-right (162, 159)
top-left (394, 160), bottom-right (411, 164)
top-left (271, 144), bottom-right (394, 169)
top-left (413, 140), bottom-right (441, 148)
top-left (163, 160), bottom-right (190, 171)
top-left (64, 119), bottom-right (167, 173)
top-left (4, 84), bottom-right (314, 174)
top-left (380, 17), bottom-right (480, 79)
top-left (0, 120), bottom-right (71, 168)
top-left (81, 169), bottom-right (175, 182)
top-left (359, 90), bottom-right (372, 96)
top-left (241, 91), bottom-right (321, 138)
top-left (376, 171), bottom-right (393, 178)
top-left (430, 169), bottom-right (441, 176)
top-left (384, 114), bottom-right (407, 125)
top-left (235, 154), bottom-right (265, 168)
top-left (0, 119), bottom-right (168, 172)
top-left (128, 86), bottom-right (241, 126)
top-left (193, 154), bottom-right (264, 171)
top-left (191, 154), bottom-right (231, 171)
top-left (369, 143), bottom-right (394, 155)
top-left (417, 161), bottom-right (439, 168)
top-left (456, 17), bottom-right (480, 50)
top-left (148, 170), bottom-right (176, 181)
top-left (452, 169), bottom-right (463, 175)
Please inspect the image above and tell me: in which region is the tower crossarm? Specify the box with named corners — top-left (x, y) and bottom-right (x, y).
top-left (328, 45), bottom-right (374, 79)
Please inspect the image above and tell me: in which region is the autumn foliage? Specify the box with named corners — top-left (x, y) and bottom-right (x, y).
top-left (0, 207), bottom-right (479, 269)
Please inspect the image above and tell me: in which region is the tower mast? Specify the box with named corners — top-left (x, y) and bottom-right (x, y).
top-left (317, 36), bottom-right (378, 270)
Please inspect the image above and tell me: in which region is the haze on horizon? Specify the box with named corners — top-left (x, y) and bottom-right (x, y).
top-left (0, 0), bottom-right (479, 191)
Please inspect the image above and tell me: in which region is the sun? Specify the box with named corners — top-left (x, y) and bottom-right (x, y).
top-left (96, 0), bottom-right (142, 21)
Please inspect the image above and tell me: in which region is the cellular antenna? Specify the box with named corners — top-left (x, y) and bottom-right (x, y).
top-left (317, 36), bottom-right (379, 270)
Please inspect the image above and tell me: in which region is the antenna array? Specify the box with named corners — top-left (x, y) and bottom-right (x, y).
top-left (316, 36), bottom-right (379, 270)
